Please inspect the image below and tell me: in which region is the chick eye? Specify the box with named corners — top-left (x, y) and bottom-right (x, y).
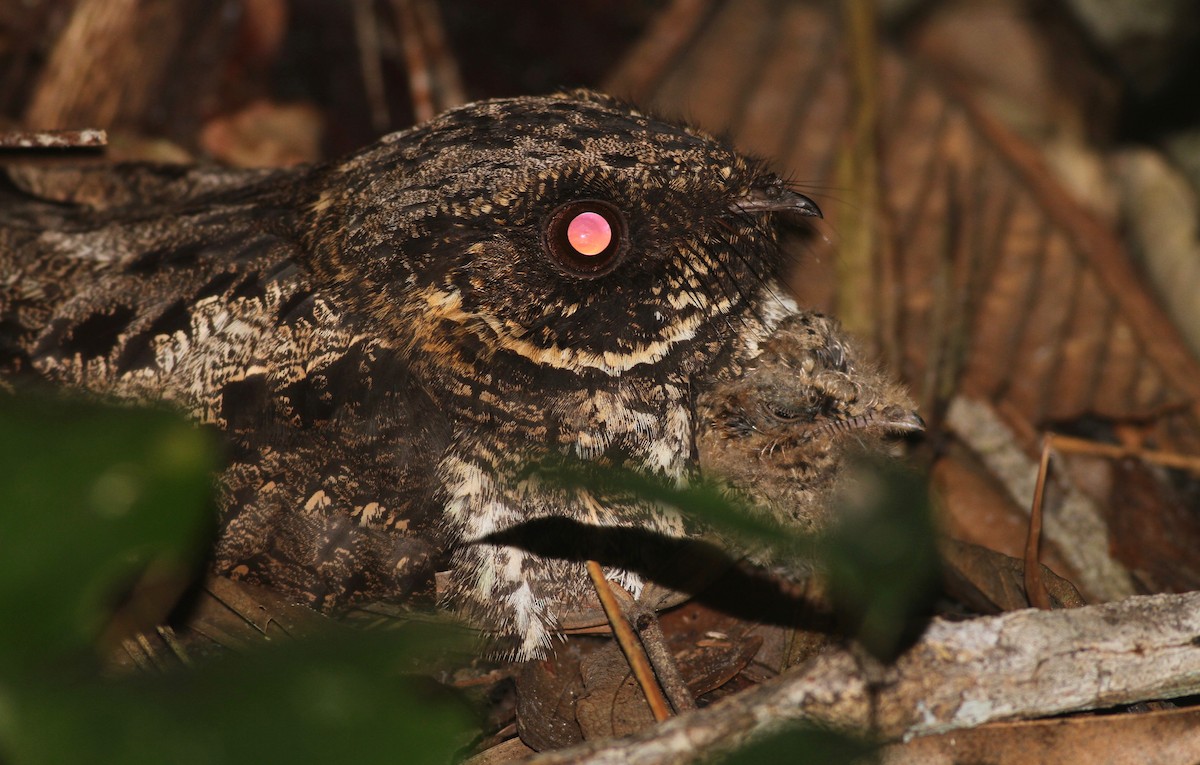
top-left (544, 200), bottom-right (626, 276)
top-left (765, 398), bottom-right (824, 423)
top-left (769, 406), bottom-right (812, 422)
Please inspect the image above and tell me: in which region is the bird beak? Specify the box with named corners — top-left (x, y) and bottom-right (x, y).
top-left (732, 188), bottom-right (822, 218)
top-left (884, 410), bottom-right (926, 435)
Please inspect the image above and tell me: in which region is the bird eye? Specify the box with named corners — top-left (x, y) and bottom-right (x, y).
top-left (764, 398), bottom-right (823, 424)
top-left (544, 200), bottom-right (626, 276)
top-left (770, 406), bottom-right (809, 422)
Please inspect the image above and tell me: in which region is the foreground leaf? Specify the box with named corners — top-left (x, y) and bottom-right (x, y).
top-left (5, 625), bottom-right (476, 765)
top-left (823, 455), bottom-right (941, 662)
top-left (0, 393), bottom-right (216, 671)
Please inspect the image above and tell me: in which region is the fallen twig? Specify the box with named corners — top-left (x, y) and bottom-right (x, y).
top-left (0, 129), bottom-right (107, 149)
top-left (392, 0), bottom-right (465, 123)
top-left (529, 591), bottom-right (1200, 765)
top-left (1022, 429), bottom-right (1200, 608)
top-left (634, 611), bottom-right (697, 714)
top-left (1023, 437), bottom-right (1053, 609)
top-left (586, 560), bottom-right (673, 722)
top-left (1047, 431), bottom-right (1200, 475)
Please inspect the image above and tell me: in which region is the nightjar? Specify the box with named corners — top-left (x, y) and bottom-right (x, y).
top-left (0, 91), bottom-right (820, 659)
top-left (697, 312), bottom-right (924, 535)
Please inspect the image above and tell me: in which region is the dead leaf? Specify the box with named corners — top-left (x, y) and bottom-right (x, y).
top-left (606, 0), bottom-right (1200, 612)
top-left (200, 99), bottom-right (323, 167)
top-left (932, 441), bottom-right (1080, 583)
top-left (939, 537), bottom-right (1084, 613)
top-left (576, 640), bottom-right (658, 740)
top-left (605, 0), bottom-right (1200, 438)
top-left (514, 646), bottom-right (591, 751)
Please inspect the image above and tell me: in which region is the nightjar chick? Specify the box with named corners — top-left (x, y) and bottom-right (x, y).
top-left (0, 91), bottom-right (821, 659)
top-left (697, 311), bottom-right (924, 536)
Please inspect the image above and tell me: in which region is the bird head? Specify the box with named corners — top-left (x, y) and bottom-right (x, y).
top-left (698, 312), bottom-right (923, 531)
top-left (303, 91), bottom-right (820, 387)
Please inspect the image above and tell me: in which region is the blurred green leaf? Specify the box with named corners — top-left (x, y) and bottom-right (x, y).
top-left (822, 454), bottom-right (941, 662)
top-left (715, 724), bottom-right (877, 765)
top-left (0, 393), bottom-right (216, 671)
top-left (0, 393), bottom-right (477, 765)
top-left (530, 456), bottom-right (815, 553)
top-left (0, 392), bottom-right (934, 764)
top-left (4, 624), bottom-right (476, 765)
top-left (535, 451), bottom-right (940, 663)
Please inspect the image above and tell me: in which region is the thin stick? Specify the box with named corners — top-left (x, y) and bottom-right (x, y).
top-left (1020, 429), bottom-right (1200, 609)
top-left (410, 0), bottom-right (464, 110)
top-left (635, 611), bottom-right (697, 713)
top-left (120, 638), bottom-right (154, 673)
top-left (351, 0), bottom-right (391, 132)
top-left (155, 625), bottom-right (192, 667)
top-left (0, 129), bottom-right (107, 148)
top-left (585, 560), bottom-right (673, 722)
top-left (393, 0), bottom-right (435, 123)
top-left (1024, 438), bottom-right (1052, 609)
top-left (1047, 432), bottom-right (1200, 474)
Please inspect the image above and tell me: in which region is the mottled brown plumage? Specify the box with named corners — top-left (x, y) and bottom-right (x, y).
top-left (1, 91), bottom-right (822, 658)
top-left (697, 312), bottom-right (923, 535)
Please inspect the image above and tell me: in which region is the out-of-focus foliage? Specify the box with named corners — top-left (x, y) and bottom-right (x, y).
top-left (0, 392), bottom-right (216, 671)
top-left (0, 393), bottom-right (474, 765)
top-left (823, 454), bottom-right (942, 662)
top-left (7, 627), bottom-right (475, 765)
top-left (715, 723), bottom-right (878, 765)
top-left (0, 392), bottom-right (934, 763)
top-left (539, 451), bottom-right (942, 662)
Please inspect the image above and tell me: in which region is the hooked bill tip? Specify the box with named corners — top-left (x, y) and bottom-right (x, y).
top-left (888, 410), bottom-right (926, 434)
top-left (790, 192), bottom-right (822, 218)
top-left (733, 188), bottom-right (823, 218)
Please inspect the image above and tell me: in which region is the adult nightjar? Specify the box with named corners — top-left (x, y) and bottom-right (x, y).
top-left (0, 91), bottom-right (821, 658)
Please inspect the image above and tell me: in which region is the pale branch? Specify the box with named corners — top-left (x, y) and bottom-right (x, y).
top-left (0, 129), bottom-right (107, 149)
top-left (528, 591), bottom-right (1200, 765)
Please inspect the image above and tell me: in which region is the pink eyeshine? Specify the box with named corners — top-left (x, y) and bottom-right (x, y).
top-left (566, 211), bottom-right (612, 256)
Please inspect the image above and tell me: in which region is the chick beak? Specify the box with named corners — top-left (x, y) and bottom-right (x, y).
top-left (885, 410), bottom-right (926, 435)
